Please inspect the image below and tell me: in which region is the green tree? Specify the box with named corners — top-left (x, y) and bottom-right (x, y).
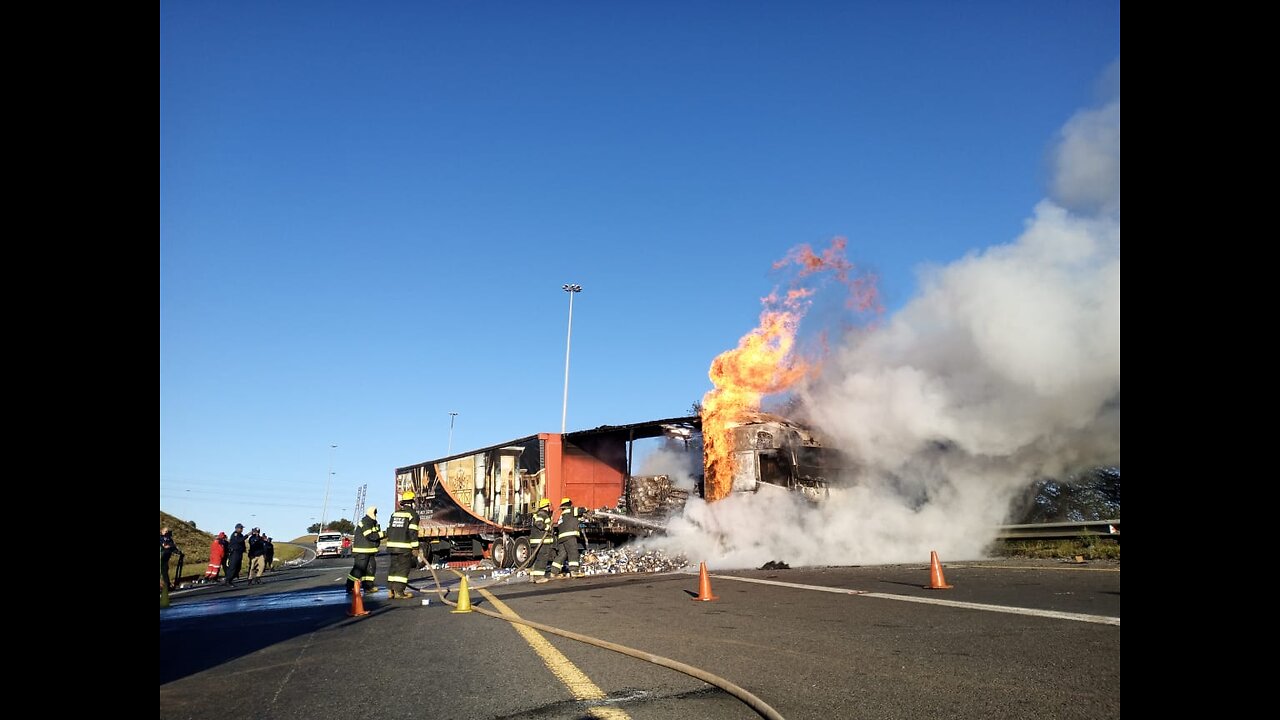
top-left (307, 518), bottom-right (355, 534)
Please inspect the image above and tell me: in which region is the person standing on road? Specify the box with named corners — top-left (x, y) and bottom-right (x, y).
top-left (160, 528), bottom-right (183, 591)
top-left (225, 523), bottom-right (247, 586)
top-left (386, 491), bottom-right (421, 599)
top-left (246, 527), bottom-right (265, 584)
top-left (218, 531), bottom-right (230, 577)
top-left (341, 535), bottom-right (352, 557)
top-left (551, 498), bottom-right (583, 579)
top-left (529, 499), bottom-right (555, 584)
top-left (205, 532), bottom-right (228, 582)
top-left (346, 506), bottom-right (384, 594)
top-left (263, 535), bottom-right (275, 572)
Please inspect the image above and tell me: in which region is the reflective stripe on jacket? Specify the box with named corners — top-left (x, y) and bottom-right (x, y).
top-left (354, 516), bottom-right (383, 553)
top-left (386, 508), bottom-right (420, 550)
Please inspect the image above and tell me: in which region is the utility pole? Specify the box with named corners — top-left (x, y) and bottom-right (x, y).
top-left (355, 484), bottom-right (367, 522)
top-left (561, 283), bottom-right (582, 433)
top-left (319, 443), bottom-right (336, 533)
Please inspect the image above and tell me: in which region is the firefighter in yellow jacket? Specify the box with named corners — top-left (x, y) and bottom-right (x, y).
top-left (346, 506), bottom-right (384, 594)
top-left (386, 491), bottom-right (421, 599)
top-left (530, 498), bottom-right (556, 584)
top-left (551, 497), bottom-right (583, 579)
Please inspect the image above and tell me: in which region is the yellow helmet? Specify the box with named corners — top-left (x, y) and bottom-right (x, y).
top-left (400, 490), bottom-right (416, 502)
top-left (537, 498), bottom-right (551, 509)
top-left (560, 497), bottom-right (572, 506)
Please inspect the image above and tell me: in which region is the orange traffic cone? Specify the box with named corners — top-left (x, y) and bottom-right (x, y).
top-left (924, 551), bottom-right (953, 590)
top-left (451, 575), bottom-right (473, 613)
top-left (691, 561), bottom-right (719, 601)
top-left (347, 582), bottom-right (370, 617)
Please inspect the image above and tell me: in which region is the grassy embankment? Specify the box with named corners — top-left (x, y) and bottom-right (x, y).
top-left (159, 511), bottom-right (306, 582)
top-left (992, 535), bottom-right (1120, 560)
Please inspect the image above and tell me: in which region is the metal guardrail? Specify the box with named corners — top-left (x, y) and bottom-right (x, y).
top-left (996, 519), bottom-right (1120, 540)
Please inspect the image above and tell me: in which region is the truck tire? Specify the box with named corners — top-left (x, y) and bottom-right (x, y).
top-left (512, 537), bottom-right (531, 567)
top-left (491, 538), bottom-right (513, 568)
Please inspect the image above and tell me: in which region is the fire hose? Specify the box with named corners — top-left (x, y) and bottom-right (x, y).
top-left (512, 527), bottom-right (554, 571)
top-left (425, 567), bottom-right (786, 720)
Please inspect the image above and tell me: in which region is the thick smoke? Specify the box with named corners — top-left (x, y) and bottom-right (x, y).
top-left (653, 71), bottom-right (1120, 568)
top-left (636, 443), bottom-right (702, 491)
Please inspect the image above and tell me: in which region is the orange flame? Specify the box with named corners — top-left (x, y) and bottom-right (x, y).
top-left (701, 238), bottom-right (879, 502)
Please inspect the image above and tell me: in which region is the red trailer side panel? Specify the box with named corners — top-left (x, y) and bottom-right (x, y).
top-left (562, 439), bottom-right (625, 510)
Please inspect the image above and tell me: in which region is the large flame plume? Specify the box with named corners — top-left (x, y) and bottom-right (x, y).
top-left (701, 238), bottom-right (879, 501)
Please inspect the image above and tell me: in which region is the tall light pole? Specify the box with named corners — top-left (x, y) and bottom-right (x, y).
top-left (447, 411), bottom-right (458, 455)
top-left (561, 283), bottom-right (582, 433)
top-left (319, 443), bottom-right (336, 534)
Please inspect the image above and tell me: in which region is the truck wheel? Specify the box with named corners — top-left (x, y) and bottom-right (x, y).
top-left (512, 537), bottom-right (531, 567)
top-left (492, 538), bottom-right (512, 569)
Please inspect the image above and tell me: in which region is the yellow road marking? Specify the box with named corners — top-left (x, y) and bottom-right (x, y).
top-left (477, 587), bottom-right (631, 720)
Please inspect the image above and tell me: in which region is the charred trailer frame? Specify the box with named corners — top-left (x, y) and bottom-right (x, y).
top-left (393, 416), bottom-right (701, 567)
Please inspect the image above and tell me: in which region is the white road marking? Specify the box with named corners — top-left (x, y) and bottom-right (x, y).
top-left (713, 574), bottom-right (1120, 626)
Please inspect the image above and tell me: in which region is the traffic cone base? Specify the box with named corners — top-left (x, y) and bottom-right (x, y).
top-left (691, 561), bottom-right (719, 601)
top-left (348, 582), bottom-right (370, 617)
top-left (452, 575), bottom-right (473, 613)
top-left (924, 550), bottom-right (953, 590)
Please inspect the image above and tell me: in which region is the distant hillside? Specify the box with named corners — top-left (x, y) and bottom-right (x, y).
top-left (160, 511), bottom-right (215, 579)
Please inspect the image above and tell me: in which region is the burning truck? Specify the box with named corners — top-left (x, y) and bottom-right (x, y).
top-left (394, 412), bottom-right (846, 567)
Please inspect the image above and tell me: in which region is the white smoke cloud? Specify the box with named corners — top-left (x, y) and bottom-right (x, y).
top-left (636, 443), bottom-right (702, 491)
top-left (1053, 61), bottom-right (1120, 216)
top-left (651, 68), bottom-right (1120, 568)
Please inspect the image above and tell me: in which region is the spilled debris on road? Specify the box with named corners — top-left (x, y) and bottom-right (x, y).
top-left (423, 547), bottom-right (689, 583)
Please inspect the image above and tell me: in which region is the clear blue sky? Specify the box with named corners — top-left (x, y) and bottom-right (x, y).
top-left (160, 2), bottom-right (1120, 539)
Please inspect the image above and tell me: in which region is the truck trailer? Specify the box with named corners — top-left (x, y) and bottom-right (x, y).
top-left (394, 412), bottom-right (845, 567)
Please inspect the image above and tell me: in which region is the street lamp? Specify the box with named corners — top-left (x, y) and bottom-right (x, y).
top-left (561, 283), bottom-right (582, 433)
top-left (447, 411), bottom-right (458, 455)
top-left (319, 443), bottom-right (337, 534)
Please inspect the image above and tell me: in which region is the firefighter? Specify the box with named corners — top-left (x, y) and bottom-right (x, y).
top-left (530, 498), bottom-right (556, 584)
top-left (386, 491), bottom-right (421, 599)
top-left (346, 506), bottom-right (384, 594)
top-left (551, 497), bottom-right (583, 579)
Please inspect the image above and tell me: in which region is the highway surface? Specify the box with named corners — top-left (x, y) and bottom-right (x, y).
top-left (160, 556), bottom-right (1119, 719)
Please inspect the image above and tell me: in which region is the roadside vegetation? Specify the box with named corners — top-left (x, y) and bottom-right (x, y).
top-left (993, 536), bottom-right (1120, 560)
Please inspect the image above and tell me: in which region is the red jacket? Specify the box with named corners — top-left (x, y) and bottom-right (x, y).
top-left (208, 538), bottom-right (227, 566)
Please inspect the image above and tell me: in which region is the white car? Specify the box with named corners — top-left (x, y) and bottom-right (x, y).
top-left (315, 532), bottom-right (344, 558)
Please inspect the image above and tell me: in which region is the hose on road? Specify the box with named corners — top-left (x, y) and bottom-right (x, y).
top-left (425, 567), bottom-right (786, 720)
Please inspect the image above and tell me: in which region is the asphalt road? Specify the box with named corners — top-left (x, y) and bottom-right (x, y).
top-left (160, 556), bottom-right (1119, 720)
